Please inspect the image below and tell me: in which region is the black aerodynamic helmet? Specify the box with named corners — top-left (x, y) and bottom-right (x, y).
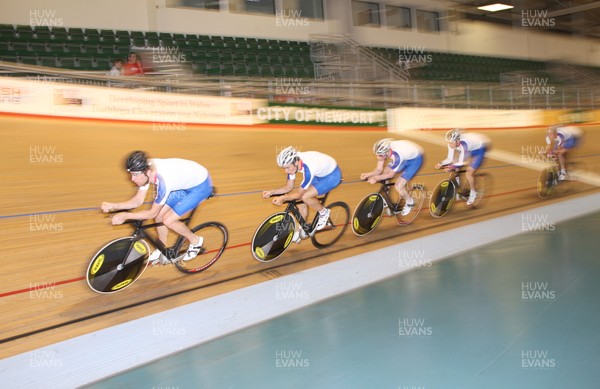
top-left (125, 150), bottom-right (150, 172)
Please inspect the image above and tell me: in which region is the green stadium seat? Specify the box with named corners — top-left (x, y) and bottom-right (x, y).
top-left (233, 63), bottom-right (247, 76)
top-left (221, 62), bottom-right (234, 76)
top-left (58, 56), bottom-right (76, 69)
top-left (271, 64), bottom-right (285, 77)
top-left (77, 57), bottom-right (94, 70)
top-left (206, 61), bottom-right (221, 76)
top-left (232, 51), bottom-right (245, 62)
top-left (0, 55), bottom-right (18, 63)
top-left (10, 42), bottom-right (30, 53)
top-left (192, 61), bottom-right (207, 74)
top-left (246, 63), bottom-right (260, 77)
top-left (205, 49), bottom-right (219, 62)
top-left (258, 63), bottom-right (271, 76)
top-left (13, 30), bottom-right (33, 42)
top-left (29, 42), bottom-right (47, 54)
top-left (219, 50), bottom-right (232, 62)
top-left (19, 56), bottom-right (39, 66)
top-left (283, 64), bottom-right (296, 76)
top-left (39, 56), bottom-right (58, 68)
top-left (100, 34), bottom-right (116, 44)
top-left (95, 58), bottom-right (110, 70)
top-left (32, 30), bottom-right (52, 42)
top-left (47, 43), bottom-right (65, 54)
top-left (211, 36), bottom-right (224, 48)
top-left (51, 31), bottom-right (69, 43)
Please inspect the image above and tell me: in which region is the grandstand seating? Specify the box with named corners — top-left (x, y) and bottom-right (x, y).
top-left (0, 23), bottom-right (576, 84)
top-left (0, 24), bottom-right (317, 78)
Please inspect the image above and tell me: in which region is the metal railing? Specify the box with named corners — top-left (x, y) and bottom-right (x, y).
top-left (0, 61), bottom-right (597, 110)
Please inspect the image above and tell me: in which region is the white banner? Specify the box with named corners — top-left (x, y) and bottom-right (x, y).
top-left (0, 76), bottom-right (266, 125)
top-left (387, 107), bottom-right (546, 131)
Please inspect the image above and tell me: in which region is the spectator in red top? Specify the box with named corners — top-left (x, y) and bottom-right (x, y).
top-left (122, 52), bottom-right (144, 76)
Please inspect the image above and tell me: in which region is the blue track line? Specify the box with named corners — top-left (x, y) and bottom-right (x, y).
top-left (2, 156), bottom-right (597, 220)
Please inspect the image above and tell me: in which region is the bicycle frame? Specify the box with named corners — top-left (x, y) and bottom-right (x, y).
top-left (119, 208), bottom-right (197, 265)
top-left (280, 192), bottom-right (330, 236)
top-left (378, 180), bottom-right (399, 210)
top-left (447, 169), bottom-right (469, 199)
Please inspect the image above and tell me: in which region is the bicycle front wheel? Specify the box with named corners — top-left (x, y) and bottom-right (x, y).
top-left (251, 212), bottom-right (296, 262)
top-left (86, 238), bottom-right (150, 294)
top-left (351, 193), bottom-right (385, 236)
top-left (537, 168), bottom-right (557, 199)
top-left (312, 201), bottom-right (350, 248)
top-left (429, 180), bottom-right (456, 218)
top-left (395, 184), bottom-right (426, 226)
top-left (175, 222), bottom-right (228, 274)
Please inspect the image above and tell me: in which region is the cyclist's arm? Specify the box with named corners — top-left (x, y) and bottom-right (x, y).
top-left (121, 202), bottom-right (162, 221)
top-left (102, 188), bottom-right (147, 212)
top-left (453, 146), bottom-right (467, 167)
top-left (278, 187), bottom-right (304, 203)
top-left (436, 146), bottom-right (454, 168)
top-left (368, 165), bottom-right (396, 182)
top-left (361, 159), bottom-right (385, 180)
top-left (265, 178), bottom-right (295, 197)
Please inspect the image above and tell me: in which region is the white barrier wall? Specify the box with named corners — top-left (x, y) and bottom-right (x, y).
top-left (0, 77), bottom-right (266, 125)
top-left (387, 107), bottom-right (547, 132)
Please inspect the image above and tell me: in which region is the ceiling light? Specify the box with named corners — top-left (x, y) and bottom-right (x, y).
top-left (477, 3), bottom-right (514, 12)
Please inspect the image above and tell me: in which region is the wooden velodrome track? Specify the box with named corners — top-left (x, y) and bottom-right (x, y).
top-left (1, 113), bottom-right (599, 360)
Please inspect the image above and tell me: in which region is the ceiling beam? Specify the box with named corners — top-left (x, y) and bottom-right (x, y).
top-left (547, 1), bottom-right (600, 17)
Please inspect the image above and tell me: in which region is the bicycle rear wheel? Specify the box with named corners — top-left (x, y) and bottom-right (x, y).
top-left (351, 193), bottom-right (385, 236)
top-left (395, 184), bottom-right (426, 225)
top-left (251, 212), bottom-right (296, 262)
top-left (465, 173), bottom-right (486, 208)
top-left (175, 222), bottom-right (228, 274)
top-left (86, 238), bottom-right (150, 294)
top-left (429, 180), bottom-right (456, 218)
top-left (312, 201), bottom-right (350, 248)
top-left (537, 168), bottom-right (557, 199)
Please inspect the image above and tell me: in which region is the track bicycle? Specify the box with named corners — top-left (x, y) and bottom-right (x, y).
top-left (86, 193), bottom-right (228, 294)
top-left (251, 193), bottom-right (350, 263)
top-left (352, 180), bottom-right (426, 236)
top-left (429, 168), bottom-right (486, 218)
top-left (537, 154), bottom-right (583, 199)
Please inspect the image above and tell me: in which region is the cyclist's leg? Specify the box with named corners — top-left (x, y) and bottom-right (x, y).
top-left (559, 137), bottom-right (577, 177)
top-left (304, 167), bottom-right (342, 230)
top-left (303, 166), bottom-right (342, 212)
top-left (397, 154), bottom-right (423, 203)
top-left (154, 205), bottom-right (171, 246)
top-left (163, 178), bottom-right (213, 246)
top-left (301, 186), bottom-right (323, 212)
top-left (556, 148), bottom-right (567, 174)
top-left (296, 203), bottom-right (308, 225)
top-left (467, 148), bottom-right (486, 191)
top-left (394, 176), bottom-right (409, 201)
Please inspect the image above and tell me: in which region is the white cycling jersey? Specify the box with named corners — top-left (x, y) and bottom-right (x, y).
top-left (289, 151), bottom-right (338, 190)
top-left (140, 158), bottom-right (209, 205)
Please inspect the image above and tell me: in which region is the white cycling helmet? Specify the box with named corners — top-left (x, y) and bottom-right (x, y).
top-left (373, 138), bottom-right (394, 155)
top-left (276, 146), bottom-right (298, 167)
top-left (445, 128), bottom-right (462, 142)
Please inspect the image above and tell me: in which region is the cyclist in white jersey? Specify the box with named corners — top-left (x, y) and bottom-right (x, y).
top-left (361, 138), bottom-right (424, 216)
top-left (263, 147), bottom-right (342, 243)
top-left (543, 124), bottom-right (583, 180)
top-left (102, 151), bottom-right (213, 264)
top-left (435, 128), bottom-right (490, 206)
